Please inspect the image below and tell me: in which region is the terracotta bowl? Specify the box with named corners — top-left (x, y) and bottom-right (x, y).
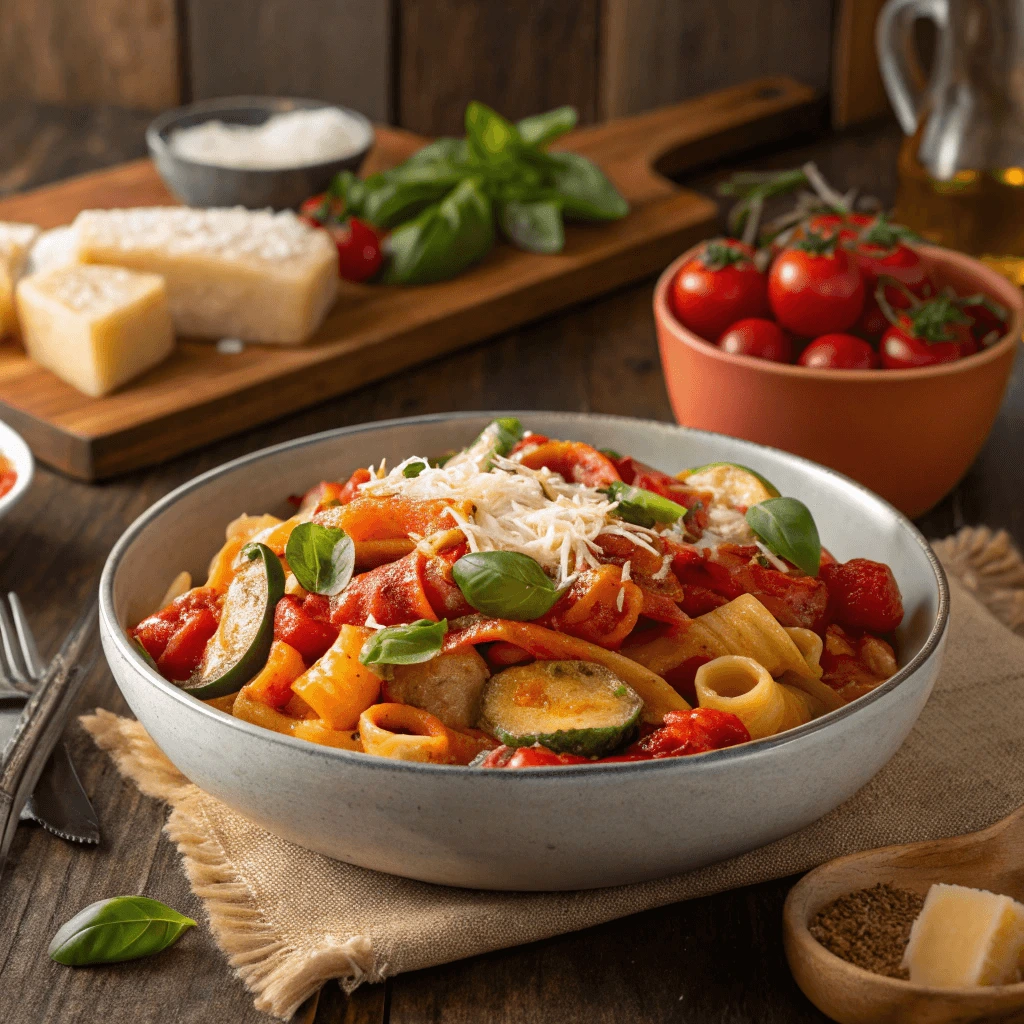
top-left (654, 245), bottom-right (1023, 518)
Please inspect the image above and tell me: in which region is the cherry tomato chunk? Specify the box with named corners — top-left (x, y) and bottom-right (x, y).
top-left (798, 333), bottom-right (879, 370)
top-left (328, 217), bottom-right (383, 283)
top-left (718, 318), bottom-right (793, 363)
top-left (821, 558), bottom-right (904, 633)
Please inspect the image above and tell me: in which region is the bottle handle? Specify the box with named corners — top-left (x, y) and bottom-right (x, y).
top-left (875, 0), bottom-right (949, 135)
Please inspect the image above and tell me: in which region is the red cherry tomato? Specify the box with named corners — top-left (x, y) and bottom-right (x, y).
top-left (880, 295), bottom-right (976, 369)
top-left (328, 217), bottom-right (383, 283)
top-left (671, 239), bottom-right (769, 342)
top-left (798, 333), bottom-right (879, 370)
top-left (961, 295), bottom-right (1009, 347)
top-left (299, 191), bottom-right (345, 227)
top-left (821, 558), bottom-right (904, 633)
top-left (624, 708), bottom-right (750, 758)
top-left (717, 317), bottom-right (793, 362)
top-left (768, 232), bottom-right (864, 336)
top-left (805, 211), bottom-right (874, 244)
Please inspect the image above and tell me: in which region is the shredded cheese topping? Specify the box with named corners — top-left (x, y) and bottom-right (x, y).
top-left (357, 453), bottom-right (660, 587)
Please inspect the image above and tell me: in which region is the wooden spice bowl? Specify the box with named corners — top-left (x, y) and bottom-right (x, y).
top-left (782, 805), bottom-right (1024, 1024)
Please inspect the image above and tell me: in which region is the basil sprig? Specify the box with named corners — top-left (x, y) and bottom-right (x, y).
top-left (334, 100), bottom-right (628, 284)
top-left (360, 618), bottom-right (448, 668)
top-left (452, 551), bottom-right (561, 620)
top-left (285, 523), bottom-right (355, 596)
top-left (745, 497), bottom-right (821, 576)
top-left (606, 481), bottom-right (686, 529)
top-left (49, 897), bottom-right (195, 966)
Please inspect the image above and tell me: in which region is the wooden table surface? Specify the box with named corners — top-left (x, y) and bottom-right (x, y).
top-left (1, 102), bottom-right (1021, 1024)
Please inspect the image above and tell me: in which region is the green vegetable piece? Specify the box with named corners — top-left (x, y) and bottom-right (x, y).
top-left (480, 660), bottom-right (642, 757)
top-left (685, 462), bottom-right (781, 498)
top-left (465, 101), bottom-right (521, 163)
top-left (132, 637), bottom-right (158, 671)
top-left (599, 448), bottom-right (622, 460)
top-left (465, 416), bottom-right (524, 468)
top-left (285, 523), bottom-right (355, 596)
top-left (452, 550), bottom-right (561, 621)
top-left (403, 459), bottom-right (430, 478)
top-left (49, 896), bottom-right (195, 966)
top-left (383, 179), bottom-right (495, 285)
top-left (498, 200), bottom-right (565, 254)
top-left (606, 481), bottom-right (686, 529)
top-left (745, 497), bottom-right (821, 577)
top-left (183, 542), bottom-right (284, 699)
top-left (359, 618), bottom-right (448, 668)
top-left (517, 106), bottom-right (578, 148)
top-left (546, 152), bottom-right (629, 220)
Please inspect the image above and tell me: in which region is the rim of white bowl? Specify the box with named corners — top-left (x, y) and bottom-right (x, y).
top-left (99, 411), bottom-right (950, 778)
top-left (0, 418), bottom-right (35, 522)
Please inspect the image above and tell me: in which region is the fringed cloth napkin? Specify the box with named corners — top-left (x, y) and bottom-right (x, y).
top-left (82, 526), bottom-right (1024, 1020)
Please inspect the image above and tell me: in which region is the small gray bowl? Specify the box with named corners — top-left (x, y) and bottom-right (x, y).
top-left (146, 96), bottom-right (374, 211)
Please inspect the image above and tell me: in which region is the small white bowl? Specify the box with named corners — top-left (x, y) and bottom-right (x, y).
top-left (99, 413), bottom-right (948, 890)
top-left (0, 419), bottom-right (34, 523)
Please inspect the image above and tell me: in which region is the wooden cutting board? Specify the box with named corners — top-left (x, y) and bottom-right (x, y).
top-left (0, 77), bottom-right (817, 480)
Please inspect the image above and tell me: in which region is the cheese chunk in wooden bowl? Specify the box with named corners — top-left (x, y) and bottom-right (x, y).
top-left (16, 264), bottom-right (174, 397)
top-left (0, 222), bottom-right (40, 337)
top-left (73, 207), bottom-right (338, 345)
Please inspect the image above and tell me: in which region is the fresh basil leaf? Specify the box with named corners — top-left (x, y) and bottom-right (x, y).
top-left (359, 178), bottom-right (460, 230)
top-left (546, 152), bottom-right (629, 220)
top-left (285, 522), bottom-right (355, 596)
top-left (517, 106), bottom-right (578, 148)
top-left (498, 200), bottom-right (565, 254)
top-left (452, 551), bottom-right (561, 620)
top-left (745, 497), bottom-right (821, 577)
top-left (599, 448), bottom-right (622, 460)
top-left (464, 417), bottom-right (524, 468)
top-left (606, 481), bottom-right (686, 529)
top-left (465, 102), bottom-right (521, 163)
top-left (383, 179), bottom-right (495, 285)
top-left (403, 459), bottom-right (430, 478)
top-left (359, 618), bottom-right (447, 667)
top-left (404, 137), bottom-right (473, 169)
top-left (49, 896), bottom-right (195, 966)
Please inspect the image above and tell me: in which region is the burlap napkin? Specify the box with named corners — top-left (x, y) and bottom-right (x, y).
top-left (82, 526), bottom-right (1024, 1020)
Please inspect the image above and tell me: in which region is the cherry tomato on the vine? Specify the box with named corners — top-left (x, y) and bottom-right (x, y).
top-left (880, 295), bottom-right (976, 369)
top-left (960, 295), bottom-right (1009, 347)
top-left (671, 239), bottom-right (769, 342)
top-left (717, 318), bottom-right (793, 362)
top-left (328, 217), bottom-right (383, 283)
top-left (299, 191), bottom-right (345, 228)
top-left (805, 211), bottom-right (874, 244)
top-left (768, 231), bottom-right (865, 336)
top-left (798, 333), bottom-right (879, 370)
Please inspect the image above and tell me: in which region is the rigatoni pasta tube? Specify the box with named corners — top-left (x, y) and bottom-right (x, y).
top-left (291, 625), bottom-right (380, 729)
top-left (781, 626), bottom-right (845, 713)
top-left (695, 656), bottom-right (813, 740)
top-left (359, 704), bottom-right (491, 764)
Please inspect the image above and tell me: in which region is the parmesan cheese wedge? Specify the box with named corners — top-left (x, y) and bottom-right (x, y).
top-left (902, 883), bottom-right (1024, 987)
top-left (73, 207), bottom-right (338, 344)
top-left (0, 222), bottom-right (40, 337)
top-left (16, 264), bottom-right (174, 397)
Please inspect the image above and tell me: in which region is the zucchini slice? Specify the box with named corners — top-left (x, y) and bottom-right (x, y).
top-left (479, 660), bottom-right (642, 758)
top-left (183, 542), bottom-right (285, 699)
top-left (678, 463), bottom-right (779, 507)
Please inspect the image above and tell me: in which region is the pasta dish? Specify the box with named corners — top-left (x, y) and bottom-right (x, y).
top-left (129, 420), bottom-right (904, 767)
top-left (0, 452), bottom-right (16, 500)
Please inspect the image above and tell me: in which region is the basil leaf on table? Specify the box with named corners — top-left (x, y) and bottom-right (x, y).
top-left (49, 896), bottom-right (195, 966)
top-left (498, 200), bottom-right (565, 254)
top-left (360, 618), bottom-right (448, 667)
top-left (547, 152), bottom-right (629, 220)
top-left (517, 106), bottom-right (578, 147)
top-left (453, 551), bottom-right (561, 620)
top-left (285, 522), bottom-right (355, 596)
top-left (384, 179), bottom-right (495, 285)
top-left (745, 497), bottom-right (821, 577)
top-left (606, 481), bottom-right (686, 529)
top-left (465, 102), bottom-right (522, 163)
top-left (359, 177), bottom-right (459, 230)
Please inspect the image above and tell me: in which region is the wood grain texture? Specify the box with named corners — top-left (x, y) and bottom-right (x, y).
top-left (0, 78), bottom-right (817, 482)
top-left (396, 0), bottom-right (600, 134)
top-left (1, 105), bottom-right (1021, 1024)
top-left (0, 0), bottom-right (179, 109)
top-left (832, 0), bottom-right (890, 128)
top-left (185, 0), bottom-right (393, 121)
top-left (600, 0), bottom-right (833, 118)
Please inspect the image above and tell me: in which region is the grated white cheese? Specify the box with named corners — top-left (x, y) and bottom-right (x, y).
top-left (364, 612), bottom-right (385, 630)
top-left (615, 587), bottom-right (625, 612)
top-left (357, 453), bottom-right (660, 587)
top-left (621, 560), bottom-right (631, 583)
top-left (651, 553), bottom-right (674, 580)
top-left (755, 539), bottom-right (792, 573)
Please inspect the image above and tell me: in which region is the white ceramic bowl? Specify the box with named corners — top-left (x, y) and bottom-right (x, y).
top-left (0, 418), bottom-right (34, 523)
top-left (99, 413), bottom-right (948, 891)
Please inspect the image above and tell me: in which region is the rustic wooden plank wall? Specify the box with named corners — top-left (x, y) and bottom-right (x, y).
top-left (0, 0), bottom-right (845, 132)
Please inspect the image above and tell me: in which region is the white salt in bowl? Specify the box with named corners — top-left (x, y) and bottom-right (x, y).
top-left (99, 413), bottom-right (948, 890)
top-left (147, 96), bottom-right (374, 211)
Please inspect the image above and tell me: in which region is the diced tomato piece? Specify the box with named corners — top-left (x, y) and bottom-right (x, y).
top-left (273, 594), bottom-right (339, 663)
top-left (480, 744), bottom-right (590, 768)
top-left (156, 607), bottom-right (219, 681)
top-left (130, 587), bottom-right (222, 663)
top-left (331, 552), bottom-right (438, 627)
top-left (422, 544), bottom-right (475, 619)
top-left (515, 440), bottom-right (621, 487)
top-left (617, 707), bottom-right (749, 759)
top-left (509, 434), bottom-right (549, 456)
top-left (820, 558), bottom-right (903, 633)
top-left (336, 468), bottom-right (372, 505)
top-left (662, 655), bottom-right (713, 704)
top-left (0, 468), bottom-right (16, 500)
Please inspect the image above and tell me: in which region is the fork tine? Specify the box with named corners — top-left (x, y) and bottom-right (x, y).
top-left (8, 594), bottom-right (44, 680)
top-left (0, 601), bottom-right (32, 691)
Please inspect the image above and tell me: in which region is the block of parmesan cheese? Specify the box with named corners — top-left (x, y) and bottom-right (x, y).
top-left (16, 264), bottom-right (174, 397)
top-left (902, 883), bottom-right (1024, 987)
top-left (73, 207), bottom-right (338, 345)
top-left (0, 222), bottom-right (40, 337)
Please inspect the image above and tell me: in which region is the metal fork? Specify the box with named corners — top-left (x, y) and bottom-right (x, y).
top-left (0, 594), bottom-right (42, 700)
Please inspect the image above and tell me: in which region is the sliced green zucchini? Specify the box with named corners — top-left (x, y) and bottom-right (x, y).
top-left (455, 417), bottom-right (525, 469)
top-left (679, 462), bottom-right (779, 506)
top-left (479, 660), bottom-right (642, 757)
top-left (183, 542), bottom-right (285, 699)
